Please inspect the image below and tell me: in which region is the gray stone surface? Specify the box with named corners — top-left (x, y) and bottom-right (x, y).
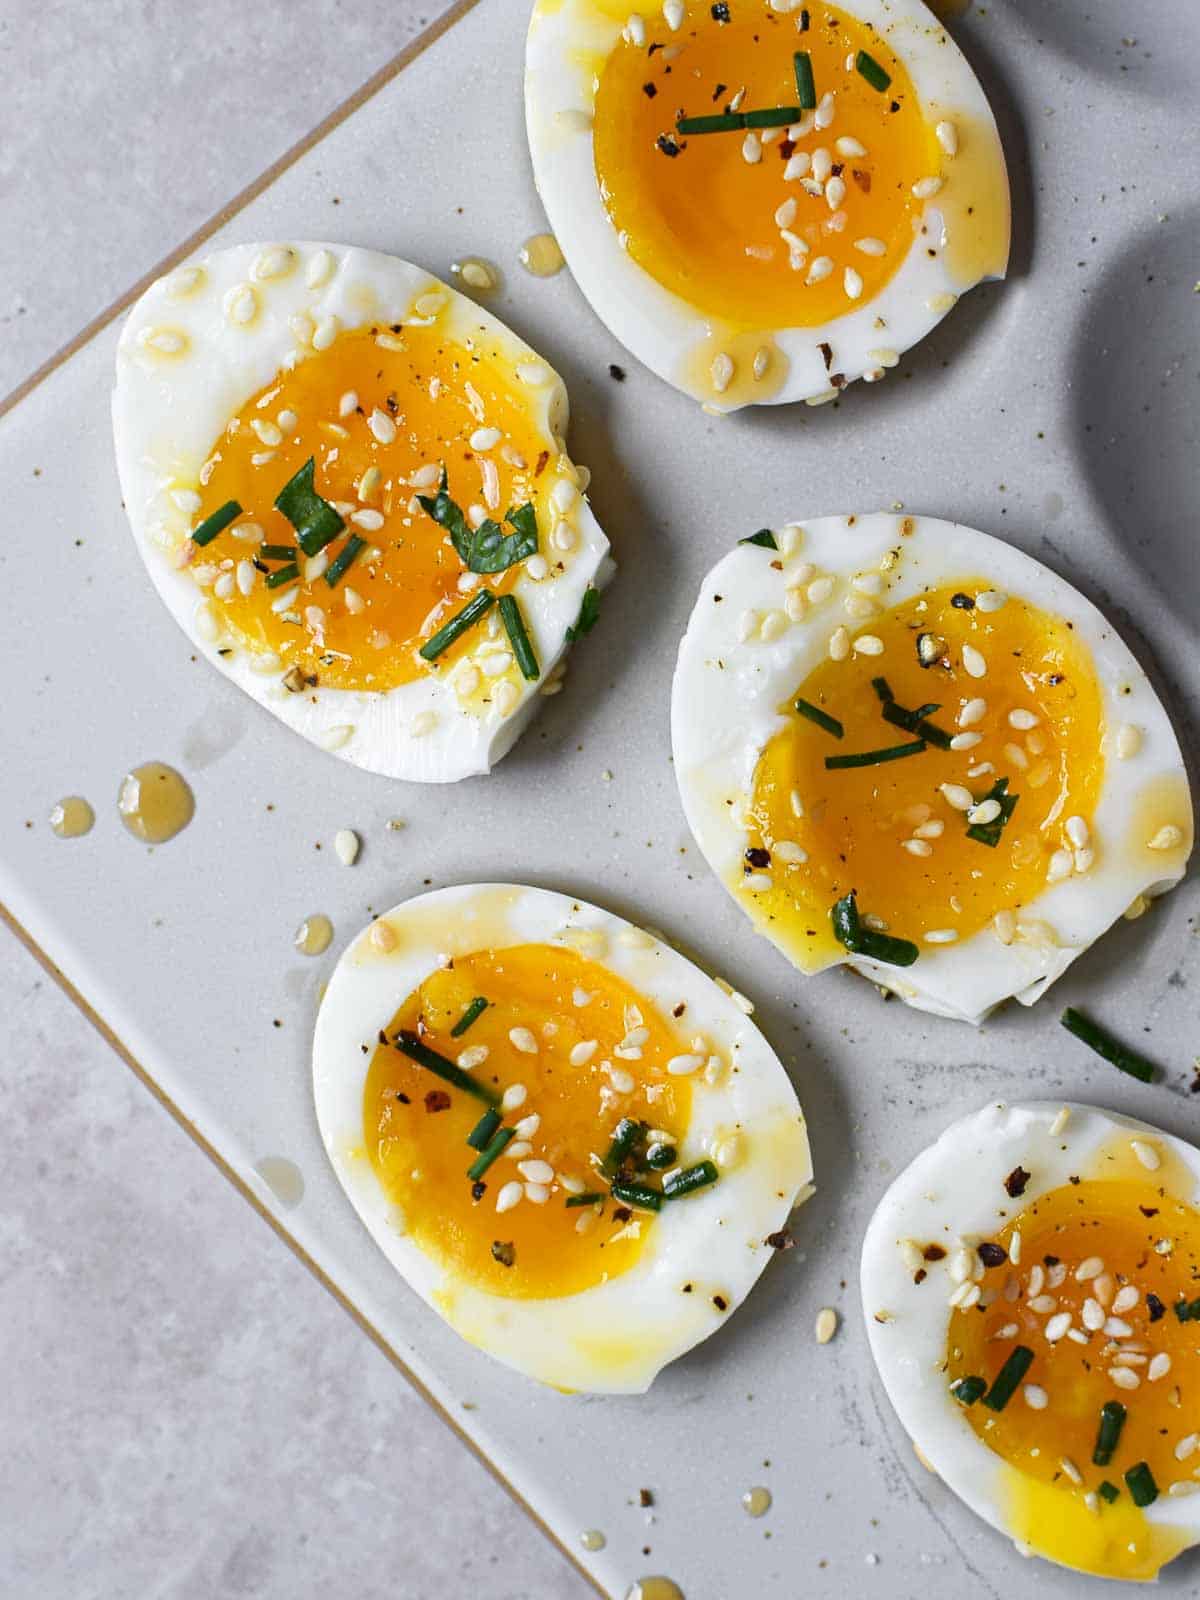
top-left (0, 2), bottom-right (589, 1596)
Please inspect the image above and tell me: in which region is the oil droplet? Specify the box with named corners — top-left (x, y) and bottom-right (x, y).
top-left (626, 1581), bottom-right (684, 1600)
top-left (253, 1156), bottom-right (305, 1209)
top-left (49, 797), bottom-right (94, 838)
top-left (117, 762), bottom-right (195, 844)
top-left (580, 1529), bottom-right (606, 1552)
top-left (451, 256), bottom-right (502, 294)
top-left (742, 1486), bottom-right (772, 1518)
top-left (294, 913), bottom-right (333, 956)
top-left (519, 232), bottom-right (565, 278)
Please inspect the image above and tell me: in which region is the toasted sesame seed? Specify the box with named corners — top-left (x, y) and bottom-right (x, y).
top-left (333, 829), bottom-right (359, 866)
top-left (1023, 1385), bottom-right (1048, 1410)
top-left (1109, 1366), bottom-right (1140, 1390)
top-left (1115, 723), bottom-right (1142, 759)
top-left (815, 1307), bottom-right (839, 1344)
top-left (806, 255), bottom-right (834, 286)
top-left (950, 732), bottom-right (982, 751)
top-left (903, 839), bottom-right (933, 858)
top-left (912, 175), bottom-right (944, 199)
top-left (940, 783), bottom-right (973, 812)
top-left (711, 352), bottom-right (735, 393)
top-left (1147, 824), bottom-right (1184, 851)
top-left (843, 265), bottom-right (863, 300)
top-left (369, 920), bottom-right (396, 953)
top-left (836, 136), bottom-right (866, 158)
top-left (1047, 849), bottom-right (1074, 884)
top-left (828, 625), bottom-right (850, 661)
top-left (509, 1027), bottom-right (538, 1055)
top-left (962, 644), bottom-right (987, 678)
top-left (1131, 1138), bottom-right (1161, 1171)
top-left (924, 928), bottom-right (958, 945)
top-left (852, 632), bottom-right (882, 655)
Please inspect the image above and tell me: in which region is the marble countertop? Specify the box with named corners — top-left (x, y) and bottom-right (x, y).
top-left (0, 3), bottom-right (589, 1595)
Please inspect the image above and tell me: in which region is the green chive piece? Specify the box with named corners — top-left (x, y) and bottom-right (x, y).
top-left (259, 543), bottom-right (298, 561)
top-left (871, 677), bottom-right (952, 749)
top-left (855, 49), bottom-right (891, 92)
top-left (611, 1180), bottom-right (663, 1212)
top-left (982, 1345), bottom-right (1034, 1412)
top-left (965, 775), bottom-right (1019, 846)
top-left (645, 1142), bottom-right (677, 1170)
top-left (794, 698), bottom-right (843, 738)
top-left (830, 890), bottom-right (919, 968)
top-left (825, 740), bottom-right (926, 770)
top-left (1092, 1400), bottom-right (1126, 1467)
top-left (451, 997), bottom-right (489, 1037)
top-left (394, 1030), bottom-right (499, 1106)
top-left (418, 470), bottom-right (539, 574)
top-left (466, 1124), bottom-right (515, 1180)
top-left (498, 593), bottom-right (540, 681)
top-left (191, 499), bottom-right (242, 548)
top-left (794, 50), bottom-right (816, 108)
top-left (323, 534), bottom-right (366, 588)
top-left (274, 456), bottom-right (345, 557)
top-left (565, 586), bottom-right (601, 642)
top-left (1124, 1462), bottom-right (1158, 1508)
top-left (1061, 1008), bottom-right (1157, 1084)
top-left (743, 105), bottom-right (803, 129)
top-left (565, 1191), bottom-right (604, 1209)
top-left (739, 528), bottom-right (778, 550)
top-left (265, 562), bottom-right (299, 589)
top-left (602, 1117), bottom-right (644, 1176)
top-left (1097, 1480), bottom-right (1120, 1504)
top-left (419, 590), bottom-right (496, 662)
top-left (676, 111), bottom-right (746, 134)
top-left (662, 1160), bottom-right (719, 1199)
top-left (1175, 1297), bottom-right (1200, 1322)
top-left (466, 1108), bottom-right (502, 1151)
top-left (950, 1375), bottom-right (987, 1407)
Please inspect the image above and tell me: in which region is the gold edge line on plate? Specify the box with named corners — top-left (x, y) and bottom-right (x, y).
top-left (0, 898), bottom-right (611, 1600)
top-left (0, 0), bottom-right (482, 425)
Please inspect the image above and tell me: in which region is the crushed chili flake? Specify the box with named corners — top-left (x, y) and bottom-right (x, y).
top-left (639, 1488), bottom-right (655, 1508)
top-left (1004, 1165), bottom-right (1031, 1198)
top-left (914, 1267), bottom-right (927, 1284)
top-left (712, 81), bottom-right (727, 102)
top-left (851, 168), bottom-right (871, 194)
top-left (424, 1089), bottom-right (452, 1113)
top-left (818, 341), bottom-right (834, 371)
top-left (491, 1240), bottom-right (515, 1268)
top-left (922, 1243), bottom-right (946, 1261)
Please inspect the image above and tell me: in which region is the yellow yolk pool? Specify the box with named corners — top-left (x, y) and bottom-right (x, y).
top-left (745, 581), bottom-right (1105, 966)
top-left (363, 944), bottom-right (693, 1299)
top-left (946, 1164), bottom-right (1200, 1579)
top-left (189, 323), bottom-right (556, 692)
top-left (593, 1), bottom-right (940, 327)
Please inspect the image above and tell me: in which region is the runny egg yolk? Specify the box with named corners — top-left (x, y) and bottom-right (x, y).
top-left (363, 944), bottom-right (694, 1300)
top-left (189, 323), bottom-right (555, 692)
top-left (746, 581), bottom-right (1105, 965)
top-left (593, 1), bottom-right (939, 327)
top-left (946, 1160), bottom-right (1200, 1579)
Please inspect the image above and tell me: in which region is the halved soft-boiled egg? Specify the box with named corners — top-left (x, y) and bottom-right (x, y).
top-left (672, 514), bottom-right (1192, 1023)
top-left (312, 883), bottom-right (812, 1392)
top-left (863, 1100), bottom-right (1200, 1581)
top-left (525, 0), bottom-right (1009, 409)
top-left (113, 243), bottom-right (611, 782)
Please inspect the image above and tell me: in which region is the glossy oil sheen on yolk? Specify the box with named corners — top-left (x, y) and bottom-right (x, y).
top-left (946, 1175), bottom-right (1200, 1579)
top-left (363, 944), bottom-right (692, 1300)
top-left (191, 324), bottom-right (554, 691)
top-left (747, 581), bottom-right (1104, 965)
top-left (593, 1), bottom-right (938, 326)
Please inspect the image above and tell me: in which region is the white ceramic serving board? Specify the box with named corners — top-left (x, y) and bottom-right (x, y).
top-left (3, 2), bottom-right (1198, 1595)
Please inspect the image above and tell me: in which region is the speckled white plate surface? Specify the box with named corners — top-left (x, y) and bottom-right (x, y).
top-left (2, 2), bottom-right (1198, 1596)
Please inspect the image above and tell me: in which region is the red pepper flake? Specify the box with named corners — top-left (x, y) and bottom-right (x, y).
top-left (818, 341), bottom-right (834, 371)
top-left (535, 450), bottom-right (549, 476)
top-left (778, 138), bottom-right (795, 159)
top-left (712, 82), bottom-right (728, 102)
top-left (424, 1089), bottom-right (452, 1113)
top-left (913, 1267), bottom-right (927, 1284)
top-left (491, 1240), bottom-right (516, 1268)
top-left (1005, 1165), bottom-right (1031, 1198)
top-left (851, 168), bottom-right (872, 194)
top-left (639, 1488), bottom-right (655, 1507)
top-left (922, 1244), bottom-right (946, 1261)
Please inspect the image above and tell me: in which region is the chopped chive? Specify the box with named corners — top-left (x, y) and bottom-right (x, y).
top-left (394, 1029), bottom-right (500, 1106)
top-left (451, 997), bottom-right (489, 1037)
top-left (611, 1180), bottom-right (663, 1212)
top-left (1097, 1480), bottom-right (1120, 1504)
top-left (565, 586), bottom-right (601, 642)
top-left (1092, 1400), bottom-right (1126, 1467)
top-left (982, 1345), bottom-right (1034, 1412)
top-left (602, 1117), bottom-right (644, 1176)
top-left (662, 1160), bottom-right (719, 1199)
top-left (871, 677), bottom-right (952, 749)
top-left (419, 590), bottom-right (496, 662)
top-left (830, 890), bottom-right (919, 968)
top-left (855, 49), bottom-right (891, 92)
top-left (466, 1124), bottom-right (514, 1179)
top-left (418, 470), bottom-right (539, 574)
top-left (794, 698), bottom-right (843, 738)
top-left (1061, 1008), bottom-right (1157, 1084)
top-left (676, 111), bottom-right (745, 134)
top-left (274, 456), bottom-right (345, 557)
top-left (965, 775), bottom-right (1019, 846)
top-left (825, 740), bottom-right (926, 770)
top-left (265, 562), bottom-right (299, 589)
top-left (645, 1142), bottom-right (677, 1170)
top-left (565, 1191), bottom-right (604, 1208)
top-left (793, 49), bottom-right (816, 108)
top-left (498, 593), bottom-right (540, 681)
top-left (743, 105), bottom-right (803, 129)
top-left (323, 534), bottom-right (366, 588)
top-left (950, 1375), bottom-right (987, 1407)
top-left (739, 528), bottom-right (778, 549)
top-left (260, 543), bottom-right (298, 561)
top-left (466, 1108), bottom-right (502, 1151)
top-left (1174, 1297), bottom-right (1200, 1322)
top-left (190, 499), bottom-right (242, 548)
top-left (1124, 1461), bottom-right (1158, 1508)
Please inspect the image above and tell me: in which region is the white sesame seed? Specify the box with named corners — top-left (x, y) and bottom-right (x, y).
top-left (913, 820), bottom-right (944, 839)
top-left (1131, 1138), bottom-right (1161, 1171)
top-left (470, 427), bottom-right (502, 452)
top-left (312, 313), bottom-right (340, 351)
top-left (774, 197), bottom-right (798, 229)
top-left (1093, 1273), bottom-right (1114, 1306)
top-left (409, 710), bottom-right (437, 738)
top-left (1023, 1385), bottom-right (1048, 1410)
top-left (960, 698), bottom-right (988, 728)
top-left (501, 1083), bottom-right (528, 1112)
top-left (949, 732), bottom-right (982, 751)
top-left (773, 839), bottom-right (807, 863)
top-left (1074, 1256), bottom-right (1104, 1282)
top-left (1008, 1232), bottom-right (1022, 1266)
top-left (947, 1280), bottom-right (978, 1308)
top-left (269, 585), bottom-right (300, 615)
top-left (505, 1142), bottom-right (532, 1161)
top-left (843, 265), bottom-right (863, 300)
top-left (815, 1307), bottom-right (838, 1345)
top-left (518, 1159), bottom-right (554, 1185)
top-left (509, 1027), bottom-right (538, 1055)
top-left (1065, 815), bottom-right (1090, 849)
top-left (607, 1066), bottom-right (636, 1095)
top-left (305, 248), bottom-right (336, 288)
top-left (1111, 1286), bottom-right (1139, 1315)
top-left (940, 783), bottom-right (974, 812)
top-left (1109, 1366), bottom-right (1140, 1390)
top-left (496, 1181), bottom-right (523, 1214)
top-left (235, 559), bottom-right (256, 596)
top-left (962, 644), bottom-right (987, 678)
top-left (808, 575), bottom-right (835, 603)
top-left (853, 238), bottom-right (887, 260)
top-left (836, 136), bottom-right (866, 158)
top-left (783, 151), bottom-right (811, 181)
top-left (457, 1045), bottom-right (489, 1070)
top-left (369, 408), bottom-right (396, 444)
top-left (1049, 1106), bottom-right (1070, 1137)
top-left (1149, 1352), bottom-right (1172, 1382)
top-left (1176, 1434), bottom-right (1199, 1462)
top-left (924, 929), bottom-right (958, 945)
top-left (569, 1040), bottom-right (598, 1067)
top-left (1003, 742), bottom-right (1030, 771)
top-left (828, 626), bottom-right (850, 661)
top-left (852, 632), bottom-right (882, 655)
top-left (332, 828), bottom-right (359, 867)
top-left (1115, 723), bottom-right (1142, 759)
top-left (1007, 708), bottom-right (1039, 731)
top-left (935, 120), bottom-right (958, 156)
top-left (912, 175), bottom-right (944, 199)
top-left (667, 1053), bottom-right (705, 1076)
top-left (351, 508), bottom-right (385, 531)
top-left (1028, 1265), bottom-right (1045, 1297)
top-left (967, 799), bottom-right (1001, 826)
top-left (1081, 1297), bottom-right (1105, 1331)
top-left (1105, 1316), bottom-right (1133, 1339)
top-left (926, 291), bottom-right (958, 314)
top-left (827, 176), bottom-right (847, 211)
top-left (741, 131), bottom-right (762, 164)
top-left (1029, 1295), bottom-right (1056, 1315)
top-left (811, 146), bottom-right (833, 184)
top-left (1045, 1312), bottom-right (1072, 1343)
top-left (663, 0), bottom-right (684, 27)
top-left (806, 255), bottom-right (834, 286)
top-left (711, 352), bottom-right (735, 392)
top-left (902, 839), bottom-right (933, 858)
top-left (1147, 824), bottom-right (1184, 851)
top-left (814, 91), bottom-right (836, 128)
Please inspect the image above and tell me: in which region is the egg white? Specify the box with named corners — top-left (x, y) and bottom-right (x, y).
top-left (861, 1100), bottom-right (1200, 1578)
top-left (671, 512), bottom-right (1193, 1024)
top-left (112, 242), bottom-right (613, 783)
top-left (525, 0), bottom-right (1009, 410)
top-left (312, 883), bottom-right (812, 1393)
